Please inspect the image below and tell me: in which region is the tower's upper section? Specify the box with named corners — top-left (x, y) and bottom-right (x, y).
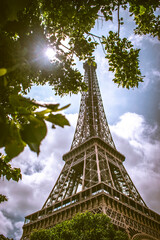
top-left (71, 62), bottom-right (116, 150)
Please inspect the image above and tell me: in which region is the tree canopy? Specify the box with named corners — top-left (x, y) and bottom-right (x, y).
top-left (30, 212), bottom-right (129, 240)
top-left (0, 0), bottom-right (159, 202)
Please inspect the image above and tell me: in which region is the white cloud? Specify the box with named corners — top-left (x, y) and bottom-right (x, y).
top-left (111, 112), bottom-right (144, 140)
top-left (0, 113), bottom-right (77, 239)
top-left (152, 69), bottom-right (160, 78)
top-left (14, 221), bottom-right (24, 240)
top-left (128, 34), bottom-right (160, 48)
top-left (111, 112), bottom-right (160, 213)
top-left (0, 211), bottom-right (13, 236)
top-left (147, 36), bottom-right (160, 45)
top-left (128, 34), bottom-right (145, 48)
top-left (1, 111), bottom-right (160, 239)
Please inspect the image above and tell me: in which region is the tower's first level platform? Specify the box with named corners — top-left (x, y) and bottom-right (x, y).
top-left (22, 182), bottom-right (160, 240)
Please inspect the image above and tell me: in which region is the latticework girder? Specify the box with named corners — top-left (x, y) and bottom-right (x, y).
top-left (71, 62), bottom-right (115, 150)
top-left (22, 62), bottom-right (160, 240)
top-left (43, 137), bottom-right (146, 208)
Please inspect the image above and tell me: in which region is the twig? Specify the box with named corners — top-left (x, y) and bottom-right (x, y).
top-left (88, 32), bottom-right (102, 40)
top-left (118, 1), bottom-right (120, 37)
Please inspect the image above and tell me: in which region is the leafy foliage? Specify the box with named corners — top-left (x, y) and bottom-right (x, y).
top-left (0, 154), bottom-right (21, 181)
top-left (30, 229), bottom-right (51, 240)
top-left (102, 31), bottom-right (144, 88)
top-left (0, 153), bottom-right (22, 203)
top-left (0, 94), bottom-right (70, 158)
top-left (30, 212), bottom-right (129, 240)
top-left (0, 234), bottom-right (13, 240)
top-left (129, 0), bottom-right (160, 38)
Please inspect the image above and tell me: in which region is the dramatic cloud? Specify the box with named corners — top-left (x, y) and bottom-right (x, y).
top-left (111, 112), bottom-right (160, 213)
top-left (0, 211), bottom-right (13, 236)
top-left (1, 112), bottom-right (159, 239)
top-left (0, 114), bottom-right (77, 240)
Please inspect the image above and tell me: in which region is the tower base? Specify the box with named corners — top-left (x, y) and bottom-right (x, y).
top-left (22, 182), bottom-right (160, 240)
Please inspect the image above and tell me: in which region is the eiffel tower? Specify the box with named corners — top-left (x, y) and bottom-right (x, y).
top-left (22, 62), bottom-right (160, 240)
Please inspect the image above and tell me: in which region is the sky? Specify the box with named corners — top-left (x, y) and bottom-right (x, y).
top-left (0, 7), bottom-right (160, 240)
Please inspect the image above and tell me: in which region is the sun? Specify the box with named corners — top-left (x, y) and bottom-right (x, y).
top-left (45, 47), bottom-right (56, 61)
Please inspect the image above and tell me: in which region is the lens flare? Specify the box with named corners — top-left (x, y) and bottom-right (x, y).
top-left (45, 47), bottom-right (56, 61)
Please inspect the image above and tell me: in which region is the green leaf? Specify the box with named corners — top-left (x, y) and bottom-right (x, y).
top-left (36, 103), bottom-right (70, 113)
top-left (139, 6), bottom-right (146, 15)
top-left (0, 153), bottom-right (22, 182)
top-left (57, 104), bottom-right (71, 111)
top-left (20, 118), bottom-right (47, 155)
top-left (0, 194), bottom-right (8, 203)
top-left (46, 114), bottom-right (70, 128)
top-left (5, 138), bottom-right (25, 159)
top-left (0, 68), bottom-right (7, 77)
top-left (5, 122), bottom-right (26, 159)
top-left (0, 122), bottom-right (8, 148)
top-left (6, 168), bottom-right (22, 182)
top-left (44, 103), bottom-right (60, 111)
top-left (35, 109), bottom-right (51, 117)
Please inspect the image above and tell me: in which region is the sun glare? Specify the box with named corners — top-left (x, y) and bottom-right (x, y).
top-left (45, 47), bottom-right (56, 61)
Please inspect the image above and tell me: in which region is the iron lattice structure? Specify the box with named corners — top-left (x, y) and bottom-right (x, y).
top-left (71, 62), bottom-right (115, 150)
top-left (22, 63), bottom-right (160, 240)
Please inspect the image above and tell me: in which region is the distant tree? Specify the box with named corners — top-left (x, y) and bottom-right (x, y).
top-left (30, 212), bottom-right (129, 240)
top-left (0, 0), bottom-right (159, 201)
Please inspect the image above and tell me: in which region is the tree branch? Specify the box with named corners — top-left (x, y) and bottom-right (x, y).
top-left (88, 32), bottom-right (101, 39)
top-left (118, 2), bottom-right (120, 37)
